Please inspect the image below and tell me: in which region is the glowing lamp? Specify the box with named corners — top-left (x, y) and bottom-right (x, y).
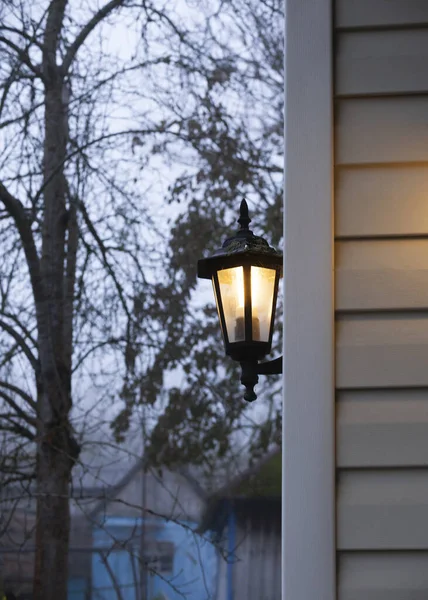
top-left (197, 199), bottom-right (282, 401)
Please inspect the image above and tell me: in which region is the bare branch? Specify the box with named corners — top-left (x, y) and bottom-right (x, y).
top-left (0, 313), bottom-right (38, 350)
top-left (62, 0), bottom-right (126, 73)
top-left (0, 417), bottom-right (35, 441)
top-left (0, 390), bottom-right (36, 431)
top-left (72, 338), bottom-right (121, 374)
top-left (78, 199), bottom-right (131, 322)
top-left (0, 36), bottom-right (42, 78)
top-left (1, 26), bottom-right (44, 49)
top-left (0, 64), bottom-right (20, 122)
top-left (0, 182), bottom-right (44, 307)
top-left (98, 551), bottom-right (125, 600)
top-left (0, 381), bottom-right (37, 412)
top-left (0, 319), bottom-right (38, 370)
top-left (33, 126), bottom-right (179, 207)
top-left (0, 101), bottom-right (44, 131)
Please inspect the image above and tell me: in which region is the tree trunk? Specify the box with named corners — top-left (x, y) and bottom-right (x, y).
top-left (32, 2), bottom-right (80, 597)
top-left (33, 422), bottom-right (74, 600)
top-left (32, 368), bottom-right (79, 600)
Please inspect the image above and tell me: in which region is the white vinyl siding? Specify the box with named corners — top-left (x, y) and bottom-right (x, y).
top-left (337, 98), bottom-right (428, 165)
top-left (336, 30), bottom-right (428, 97)
top-left (336, 166), bottom-right (428, 238)
top-left (335, 1), bottom-right (428, 597)
top-left (338, 553), bottom-right (428, 600)
top-left (337, 390), bottom-right (428, 468)
top-left (336, 240), bottom-right (428, 310)
top-left (336, 0), bottom-right (428, 29)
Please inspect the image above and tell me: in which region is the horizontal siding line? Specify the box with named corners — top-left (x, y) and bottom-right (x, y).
top-left (337, 549), bottom-right (428, 555)
top-left (335, 234), bottom-right (428, 241)
top-left (336, 308), bottom-right (428, 317)
top-left (336, 160), bottom-right (428, 169)
top-left (336, 386), bottom-right (428, 393)
top-left (337, 465), bottom-right (428, 473)
top-left (335, 23), bottom-right (428, 33)
top-left (338, 464), bottom-right (428, 472)
top-left (335, 90), bottom-right (428, 100)
top-left (335, 161), bottom-right (428, 170)
top-left (338, 547), bottom-right (428, 553)
top-left (337, 543), bottom-right (428, 554)
top-left (336, 311), bottom-right (428, 321)
top-left (336, 385), bottom-right (428, 392)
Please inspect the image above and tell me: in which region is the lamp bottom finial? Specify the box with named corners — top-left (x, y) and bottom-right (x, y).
top-left (240, 361), bottom-right (259, 402)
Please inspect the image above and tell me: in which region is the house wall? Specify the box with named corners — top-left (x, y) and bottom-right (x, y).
top-left (91, 467), bottom-right (213, 599)
top-left (92, 517), bottom-right (218, 600)
top-left (216, 501), bottom-right (281, 600)
top-left (335, 1), bottom-right (428, 597)
top-left (97, 468), bottom-right (205, 524)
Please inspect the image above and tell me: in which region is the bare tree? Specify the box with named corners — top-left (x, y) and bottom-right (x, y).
top-left (0, 1), bottom-right (223, 597)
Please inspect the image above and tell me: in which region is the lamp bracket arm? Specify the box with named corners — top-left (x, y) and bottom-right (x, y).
top-left (256, 356), bottom-right (283, 375)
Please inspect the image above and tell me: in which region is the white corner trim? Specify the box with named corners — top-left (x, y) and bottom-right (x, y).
top-left (282, 1), bottom-right (335, 599)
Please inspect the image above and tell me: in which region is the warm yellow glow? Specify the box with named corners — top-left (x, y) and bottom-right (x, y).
top-left (235, 266), bottom-right (245, 310)
top-left (217, 267), bottom-right (245, 342)
top-left (251, 266), bottom-right (275, 342)
top-left (215, 265), bottom-right (276, 344)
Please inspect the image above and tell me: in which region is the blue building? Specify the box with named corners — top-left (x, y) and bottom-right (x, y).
top-left (91, 516), bottom-right (217, 599)
top-left (87, 460), bottom-right (219, 600)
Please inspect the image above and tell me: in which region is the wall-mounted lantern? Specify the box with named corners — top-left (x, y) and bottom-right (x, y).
top-left (197, 199), bottom-right (283, 401)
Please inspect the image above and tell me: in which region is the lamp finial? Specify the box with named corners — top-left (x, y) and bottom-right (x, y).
top-left (238, 198), bottom-right (251, 231)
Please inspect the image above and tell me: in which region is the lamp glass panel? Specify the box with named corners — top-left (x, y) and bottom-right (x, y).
top-left (251, 266), bottom-right (276, 342)
top-left (217, 267), bottom-right (246, 342)
top-left (212, 279), bottom-right (225, 341)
